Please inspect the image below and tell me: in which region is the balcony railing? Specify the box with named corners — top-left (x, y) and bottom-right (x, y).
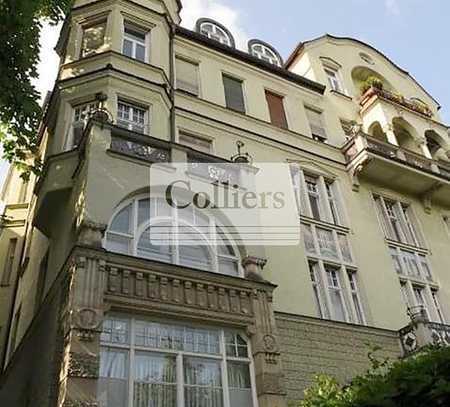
top-left (400, 319), bottom-right (450, 356)
top-left (360, 87), bottom-right (433, 118)
top-left (343, 132), bottom-right (450, 182)
top-left (109, 127), bottom-right (171, 164)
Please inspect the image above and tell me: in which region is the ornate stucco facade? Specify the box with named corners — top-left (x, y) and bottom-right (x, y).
top-left (1, 1), bottom-right (450, 406)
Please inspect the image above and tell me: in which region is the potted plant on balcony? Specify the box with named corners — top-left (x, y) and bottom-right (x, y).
top-left (360, 76), bottom-right (383, 95)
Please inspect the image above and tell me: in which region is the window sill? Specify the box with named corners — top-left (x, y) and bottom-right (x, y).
top-left (385, 238), bottom-right (428, 253)
top-left (330, 90), bottom-right (353, 101)
top-left (398, 274), bottom-right (439, 288)
top-left (300, 215), bottom-right (350, 233)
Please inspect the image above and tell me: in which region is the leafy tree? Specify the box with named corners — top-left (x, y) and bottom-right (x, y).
top-left (297, 346), bottom-right (450, 407)
top-left (0, 0), bottom-right (72, 178)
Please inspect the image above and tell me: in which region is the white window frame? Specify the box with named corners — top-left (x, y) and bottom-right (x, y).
top-left (301, 222), bottom-right (366, 325)
top-left (104, 195), bottom-right (242, 277)
top-left (250, 43), bottom-right (281, 66)
top-left (117, 100), bottom-right (149, 134)
top-left (290, 165), bottom-right (345, 226)
top-left (373, 195), bottom-right (423, 247)
top-left (323, 66), bottom-right (345, 94)
top-left (199, 22), bottom-right (232, 46)
top-left (122, 22), bottom-right (149, 63)
top-left (99, 316), bottom-right (258, 407)
top-left (390, 248), bottom-right (443, 323)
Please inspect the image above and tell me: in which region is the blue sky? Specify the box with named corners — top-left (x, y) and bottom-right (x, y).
top-left (1, 0), bottom-right (449, 191)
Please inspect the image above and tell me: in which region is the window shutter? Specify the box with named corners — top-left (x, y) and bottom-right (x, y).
top-left (223, 75), bottom-right (245, 113)
top-left (305, 107), bottom-right (327, 139)
top-left (265, 91), bottom-right (288, 129)
top-left (176, 58), bottom-right (199, 95)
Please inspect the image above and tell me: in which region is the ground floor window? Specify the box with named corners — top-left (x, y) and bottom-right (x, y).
top-left (98, 316), bottom-right (256, 407)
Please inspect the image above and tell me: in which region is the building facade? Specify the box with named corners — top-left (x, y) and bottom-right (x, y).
top-left (1, 0), bottom-right (450, 406)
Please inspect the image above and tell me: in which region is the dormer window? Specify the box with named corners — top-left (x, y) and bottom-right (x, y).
top-left (248, 40), bottom-right (282, 66)
top-left (196, 18), bottom-right (235, 47)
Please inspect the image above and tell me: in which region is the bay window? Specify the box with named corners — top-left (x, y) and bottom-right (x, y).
top-left (98, 316), bottom-right (256, 407)
top-left (105, 196), bottom-right (240, 276)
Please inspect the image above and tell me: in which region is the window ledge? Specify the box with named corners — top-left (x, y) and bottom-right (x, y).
top-left (385, 238), bottom-right (428, 253)
top-left (330, 90), bottom-right (353, 101)
top-left (300, 215), bottom-right (350, 233)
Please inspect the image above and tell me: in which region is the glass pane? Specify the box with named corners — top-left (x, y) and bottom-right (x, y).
top-left (338, 234), bottom-right (352, 262)
top-left (136, 44), bottom-right (146, 62)
top-left (301, 224), bottom-right (316, 254)
top-left (110, 204), bottom-right (132, 233)
top-left (134, 353), bottom-right (176, 407)
top-left (184, 357), bottom-right (223, 407)
top-left (105, 233), bottom-right (131, 255)
top-left (330, 290), bottom-right (346, 321)
top-left (101, 318), bottom-right (129, 344)
top-left (123, 38), bottom-right (133, 57)
top-left (98, 348), bottom-right (128, 407)
top-left (317, 228), bottom-right (338, 259)
top-left (219, 258), bottom-right (238, 276)
top-left (137, 224), bottom-right (172, 262)
top-left (179, 241), bottom-right (212, 271)
top-left (228, 363), bottom-right (252, 407)
top-left (228, 362), bottom-right (251, 392)
top-left (138, 198), bottom-right (152, 226)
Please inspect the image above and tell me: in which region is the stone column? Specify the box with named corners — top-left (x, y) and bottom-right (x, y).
top-left (243, 256), bottom-right (287, 407)
top-left (58, 247), bottom-right (107, 407)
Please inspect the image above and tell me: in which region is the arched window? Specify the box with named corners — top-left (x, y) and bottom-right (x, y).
top-left (248, 40), bottom-right (282, 66)
top-left (196, 18), bottom-right (235, 47)
top-left (105, 195), bottom-right (241, 276)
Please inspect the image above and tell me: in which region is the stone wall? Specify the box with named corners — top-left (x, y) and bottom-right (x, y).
top-left (0, 271), bottom-right (65, 407)
top-left (275, 313), bottom-right (402, 403)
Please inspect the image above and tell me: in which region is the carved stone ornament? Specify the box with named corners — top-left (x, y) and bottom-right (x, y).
top-left (77, 219), bottom-right (107, 247)
top-left (68, 352), bottom-right (100, 378)
top-left (242, 256), bottom-right (268, 281)
top-left (263, 334), bottom-right (278, 353)
top-left (73, 308), bottom-right (103, 341)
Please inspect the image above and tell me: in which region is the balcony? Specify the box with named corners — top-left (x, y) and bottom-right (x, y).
top-left (342, 132), bottom-right (450, 207)
top-left (400, 316), bottom-right (450, 356)
top-left (361, 86), bottom-right (433, 118)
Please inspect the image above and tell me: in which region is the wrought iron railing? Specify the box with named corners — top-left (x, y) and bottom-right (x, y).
top-left (361, 87), bottom-right (433, 118)
top-left (110, 128), bottom-right (171, 164)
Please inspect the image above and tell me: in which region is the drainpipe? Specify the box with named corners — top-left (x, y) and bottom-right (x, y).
top-left (169, 23), bottom-right (176, 143)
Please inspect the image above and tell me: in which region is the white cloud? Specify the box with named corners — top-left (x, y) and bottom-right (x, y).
top-left (385, 0), bottom-right (401, 15)
top-left (180, 0), bottom-right (249, 49)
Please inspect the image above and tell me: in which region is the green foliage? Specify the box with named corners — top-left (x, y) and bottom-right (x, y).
top-left (297, 346), bottom-right (450, 407)
top-left (360, 76), bottom-right (384, 94)
top-left (0, 0), bottom-right (72, 178)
